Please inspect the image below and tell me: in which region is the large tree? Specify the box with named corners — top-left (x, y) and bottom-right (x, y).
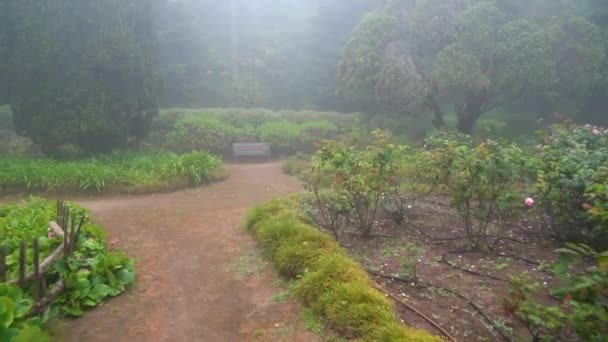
top-left (339, 0), bottom-right (606, 133)
top-left (4, 0), bottom-right (160, 153)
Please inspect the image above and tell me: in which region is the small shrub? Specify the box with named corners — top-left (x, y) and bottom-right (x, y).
top-left (299, 120), bottom-right (338, 151)
top-left (311, 130), bottom-right (403, 237)
top-left (167, 114), bottom-right (236, 154)
top-left (535, 123), bottom-right (608, 245)
top-left (257, 121), bottom-right (301, 155)
top-left (282, 154), bottom-right (311, 179)
top-left (425, 130), bottom-right (529, 250)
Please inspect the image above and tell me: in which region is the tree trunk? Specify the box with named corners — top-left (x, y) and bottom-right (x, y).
top-left (456, 91), bottom-right (486, 134)
top-left (425, 95), bottom-right (446, 129)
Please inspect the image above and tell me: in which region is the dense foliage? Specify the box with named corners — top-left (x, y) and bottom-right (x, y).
top-left (0, 151), bottom-right (222, 195)
top-left (425, 130), bottom-right (530, 250)
top-left (1, 0), bottom-right (160, 154)
top-left (535, 123), bottom-right (608, 245)
top-left (167, 115), bottom-right (237, 154)
top-left (149, 109), bottom-right (354, 156)
top-left (506, 244), bottom-right (608, 341)
top-left (311, 131), bottom-right (403, 237)
top-left (244, 198), bottom-right (440, 341)
top-left (0, 199), bottom-right (136, 338)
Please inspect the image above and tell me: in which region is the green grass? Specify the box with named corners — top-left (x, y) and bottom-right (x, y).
top-left (0, 150), bottom-right (224, 195)
top-left (244, 198), bottom-right (441, 341)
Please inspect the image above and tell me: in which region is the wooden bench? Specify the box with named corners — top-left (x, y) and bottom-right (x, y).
top-left (233, 143), bottom-right (271, 160)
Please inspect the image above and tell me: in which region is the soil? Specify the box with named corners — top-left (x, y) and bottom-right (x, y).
top-left (61, 162), bottom-right (320, 342)
top-left (334, 196), bottom-right (562, 342)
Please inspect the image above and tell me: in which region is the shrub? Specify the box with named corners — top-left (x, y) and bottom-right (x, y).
top-left (535, 123), bottom-right (608, 245)
top-left (425, 130), bottom-right (529, 250)
top-left (257, 121), bottom-right (301, 155)
top-left (244, 198), bottom-right (439, 341)
top-left (282, 154), bottom-right (310, 177)
top-left (299, 120), bottom-right (338, 151)
top-left (167, 114), bottom-right (236, 154)
top-left (311, 130), bottom-right (402, 237)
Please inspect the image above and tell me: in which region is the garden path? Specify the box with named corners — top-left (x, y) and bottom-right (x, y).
top-left (63, 162), bottom-right (317, 342)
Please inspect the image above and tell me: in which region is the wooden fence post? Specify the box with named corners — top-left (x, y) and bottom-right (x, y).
top-left (33, 237), bottom-right (42, 300)
top-left (0, 246), bottom-right (6, 283)
top-left (18, 240), bottom-right (26, 289)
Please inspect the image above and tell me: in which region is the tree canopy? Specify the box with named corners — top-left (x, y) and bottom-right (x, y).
top-left (1, 0), bottom-right (160, 153)
top-left (339, 0), bottom-right (607, 133)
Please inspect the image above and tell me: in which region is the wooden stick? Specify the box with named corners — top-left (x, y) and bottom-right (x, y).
top-left (33, 238), bottom-right (41, 300)
top-left (49, 221), bottom-right (65, 238)
top-left (0, 246), bottom-right (6, 283)
top-left (8, 242), bottom-right (65, 285)
top-left (28, 279), bottom-right (65, 316)
top-left (373, 282), bottom-right (458, 342)
top-left (18, 241), bottom-right (25, 289)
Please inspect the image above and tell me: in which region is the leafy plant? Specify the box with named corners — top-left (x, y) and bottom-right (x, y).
top-left (505, 244), bottom-right (608, 341)
top-left (166, 114), bottom-right (237, 154)
top-left (399, 243), bottom-right (420, 282)
top-left (257, 121), bottom-right (301, 155)
top-left (426, 130), bottom-right (529, 250)
top-left (381, 148), bottom-right (437, 225)
top-left (311, 130), bottom-right (402, 237)
top-left (535, 123), bottom-right (608, 245)
top-left (0, 284), bottom-right (49, 342)
top-left (0, 199), bottom-right (135, 318)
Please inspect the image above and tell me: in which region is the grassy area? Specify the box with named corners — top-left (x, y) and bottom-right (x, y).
top-left (0, 151), bottom-right (224, 196)
top-left (244, 197), bottom-right (441, 341)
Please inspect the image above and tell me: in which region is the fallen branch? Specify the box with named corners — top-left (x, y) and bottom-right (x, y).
top-left (28, 279), bottom-right (65, 316)
top-left (372, 281), bottom-right (458, 342)
top-left (49, 221), bottom-right (65, 238)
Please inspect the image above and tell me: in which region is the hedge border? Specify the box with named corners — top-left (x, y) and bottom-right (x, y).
top-left (244, 197), bottom-right (440, 341)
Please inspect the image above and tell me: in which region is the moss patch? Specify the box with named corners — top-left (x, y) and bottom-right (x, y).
top-left (244, 199), bottom-right (441, 341)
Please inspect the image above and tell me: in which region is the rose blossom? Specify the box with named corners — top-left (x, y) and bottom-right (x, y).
top-left (524, 197), bottom-right (534, 208)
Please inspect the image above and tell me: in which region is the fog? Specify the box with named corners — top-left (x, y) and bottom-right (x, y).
top-left (0, 0), bottom-right (607, 153)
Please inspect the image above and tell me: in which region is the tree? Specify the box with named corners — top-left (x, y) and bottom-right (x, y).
top-left (339, 0), bottom-right (606, 133)
top-left (5, 0), bottom-right (160, 154)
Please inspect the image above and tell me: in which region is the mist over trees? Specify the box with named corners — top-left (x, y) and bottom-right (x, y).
top-left (339, 0), bottom-right (607, 133)
top-left (154, 0), bottom-right (378, 110)
top-left (0, 0), bottom-right (607, 153)
top-left (1, 0), bottom-right (160, 154)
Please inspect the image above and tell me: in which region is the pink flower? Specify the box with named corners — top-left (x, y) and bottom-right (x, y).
top-left (524, 197), bottom-right (534, 208)
top-left (48, 231), bottom-right (55, 239)
top-left (109, 237), bottom-right (119, 249)
top-left (592, 128), bottom-right (600, 135)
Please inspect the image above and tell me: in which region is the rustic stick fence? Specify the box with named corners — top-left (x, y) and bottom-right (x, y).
top-left (0, 201), bottom-right (85, 315)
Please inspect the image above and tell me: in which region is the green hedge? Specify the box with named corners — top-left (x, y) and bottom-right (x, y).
top-left (244, 198), bottom-right (440, 341)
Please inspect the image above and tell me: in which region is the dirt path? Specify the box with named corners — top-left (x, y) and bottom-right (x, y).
top-left (63, 162), bottom-right (318, 342)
